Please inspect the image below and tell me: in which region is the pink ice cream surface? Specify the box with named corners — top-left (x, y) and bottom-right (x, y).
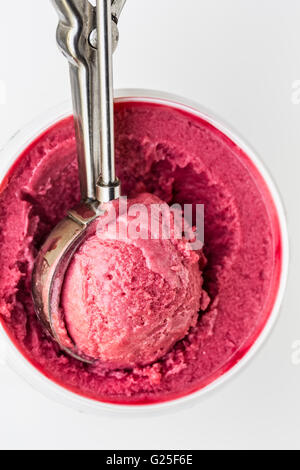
top-left (62, 193), bottom-right (207, 368)
top-left (0, 101), bottom-right (282, 405)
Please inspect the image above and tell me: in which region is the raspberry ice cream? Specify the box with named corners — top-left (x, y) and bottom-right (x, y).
top-left (0, 100), bottom-right (282, 405)
top-left (62, 194), bottom-right (208, 368)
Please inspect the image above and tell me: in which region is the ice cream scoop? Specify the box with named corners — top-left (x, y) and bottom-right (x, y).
top-left (62, 193), bottom-right (206, 369)
top-left (32, 0), bottom-right (126, 362)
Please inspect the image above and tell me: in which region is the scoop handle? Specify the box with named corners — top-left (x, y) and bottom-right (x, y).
top-left (96, 0), bottom-right (120, 203)
top-left (111, 0), bottom-right (127, 20)
top-left (52, 0), bottom-right (125, 202)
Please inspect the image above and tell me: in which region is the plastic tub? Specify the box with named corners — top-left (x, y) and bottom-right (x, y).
top-left (0, 89), bottom-right (289, 414)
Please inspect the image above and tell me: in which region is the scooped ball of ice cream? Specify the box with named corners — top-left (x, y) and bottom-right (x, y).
top-left (62, 193), bottom-right (207, 369)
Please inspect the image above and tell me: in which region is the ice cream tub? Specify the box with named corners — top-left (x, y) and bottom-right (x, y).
top-left (0, 89), bottom-right (289, 414)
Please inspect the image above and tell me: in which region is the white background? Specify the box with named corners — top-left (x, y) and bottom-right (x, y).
top-left (0, 0), bottom-right (299, 450)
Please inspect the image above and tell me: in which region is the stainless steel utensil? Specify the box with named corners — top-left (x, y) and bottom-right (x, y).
top-left (32, 0), bottom-right (126, 363)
